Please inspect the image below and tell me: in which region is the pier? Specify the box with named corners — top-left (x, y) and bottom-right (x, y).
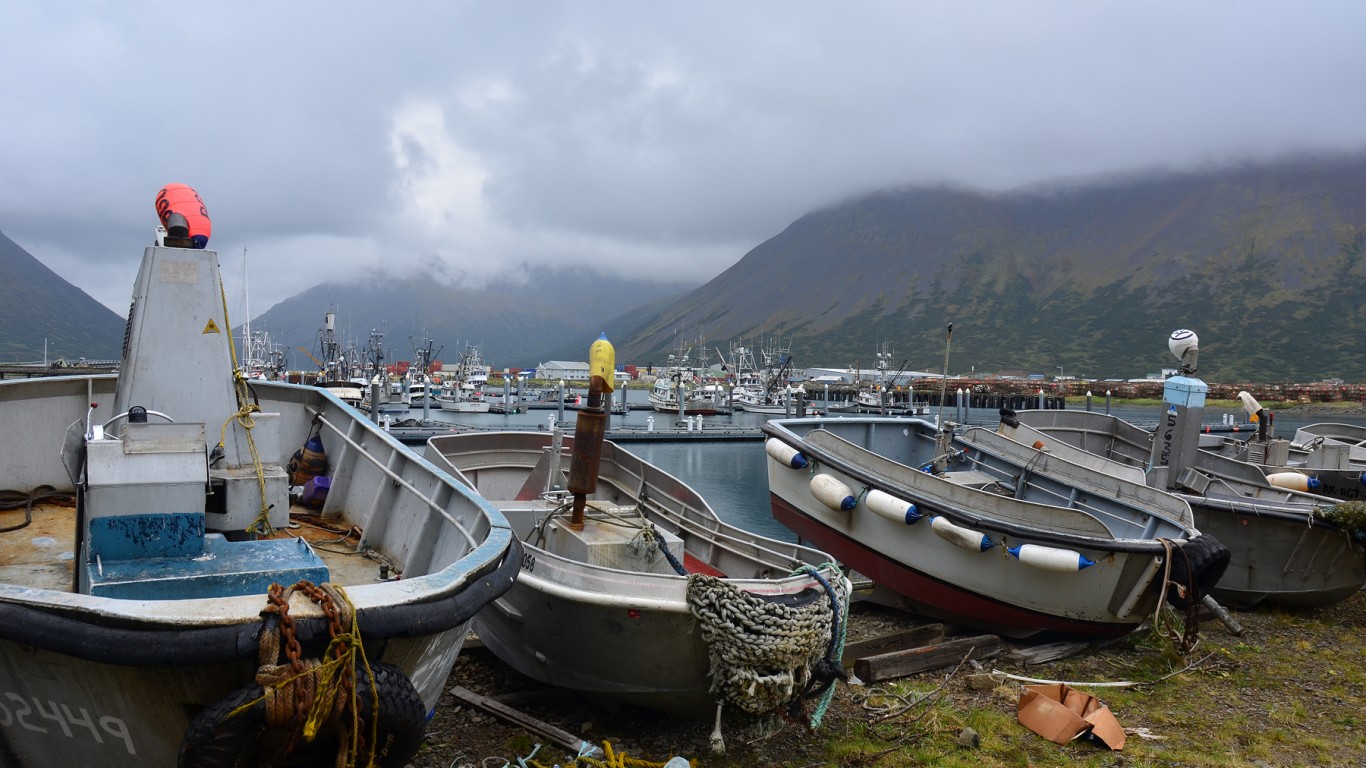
top-left (384, 414), bottom-right (1259, 446)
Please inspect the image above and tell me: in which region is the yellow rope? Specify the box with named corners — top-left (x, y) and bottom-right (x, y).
top-left (227, 584), bottom-right (378, 767)
top-left (525, 740), bottom-right (694, 768)
top-left (216, 276), bottom-right (273, 536)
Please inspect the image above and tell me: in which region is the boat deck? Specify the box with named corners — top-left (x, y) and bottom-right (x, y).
top-left (3, 499), bottom-right (389, 595)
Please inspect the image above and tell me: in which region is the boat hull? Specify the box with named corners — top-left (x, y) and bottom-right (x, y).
top-left (0, 373), bottom-right (517, 766)
top-left (1012, 409), bottom-right (1366, 609)
top-left (428, 431), bottom-right (845, 718)
top-left (770, 494), bottom-right (1139, 637)
top-left (761, 417), bottom-right (1214, 639)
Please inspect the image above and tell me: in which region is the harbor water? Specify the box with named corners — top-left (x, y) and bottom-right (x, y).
top-left (414, 387), bottom-right (1366, 545)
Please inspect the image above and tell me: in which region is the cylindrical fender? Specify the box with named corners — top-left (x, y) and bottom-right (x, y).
top-left (864, 488), bottom-right (922, 525)
top-left (1007, 543), bottom-right (1096, 572)
top-left (765, 439), bottom-right (809, 469)
top-left (1266, 472), bottom-right (1320, 492)
top-left (178, 661), bottom-right (426, 768)
top-left (930, 515), bottom-right (992, 552)
top-left (810, 474), bottom-right (856, 512)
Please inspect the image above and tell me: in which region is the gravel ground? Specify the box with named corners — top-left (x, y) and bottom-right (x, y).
top-left (406, 598), bottom-right (934, 768)
top-left (403, 589), bottom-right (1366, 768)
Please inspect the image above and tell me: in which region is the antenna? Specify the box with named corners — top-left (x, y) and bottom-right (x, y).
top-left (936, 322), bottom-right (953, 430)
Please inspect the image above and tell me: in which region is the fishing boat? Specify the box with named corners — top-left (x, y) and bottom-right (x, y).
top-left (736, 386), bottom-right (822, 416)
top-left (648, 342), bottom-right (725, 416)
top-left (826, 344), bottom-right (929, 416)
top-left (1005, 333), bottom-right (1366, 608)
top-left (426, 335), bottom-right (849, 725)
top-left (648, 375), bottom-right (723, 416)
top-left (761, 410), bottom-right (1230, 638)
top-left (0, 193), bottom-right (517, 767)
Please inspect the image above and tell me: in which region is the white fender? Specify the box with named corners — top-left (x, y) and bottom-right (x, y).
top-left (1266, 472), bottom-right (1319, 492)
top-left (864, 488), bottom-right (922, 525)
top-left (810, 474), bottom-right (856, 512)
top-left (765, 439), bottom-right (809, 469)
top-left (930, 516), bottom-right (992, 552)
top-left (1007, 544), bottom-right (1095, 572)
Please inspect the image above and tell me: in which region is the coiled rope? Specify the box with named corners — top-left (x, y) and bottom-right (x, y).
top-left (685, 567), bottom-right (849, 754)
top-left (0, 486), bottom-right (74, 533)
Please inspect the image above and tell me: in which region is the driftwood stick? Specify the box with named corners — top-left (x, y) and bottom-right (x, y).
top-left (1202, 594), bottom-right (1245, 636)
top-left (449, 685), bottom-right (603, 758)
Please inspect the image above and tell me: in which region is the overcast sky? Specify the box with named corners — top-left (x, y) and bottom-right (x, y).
top-left (3, 2), bottom-right (1365, 318)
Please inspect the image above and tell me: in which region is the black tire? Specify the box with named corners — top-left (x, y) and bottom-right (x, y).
top-left (178, 662), bottom-right (426, 768)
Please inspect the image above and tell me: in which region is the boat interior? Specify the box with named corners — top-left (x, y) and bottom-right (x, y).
top-left (770, 416), bottom-right (1195, 543)
top-left (429, 431), bottom-right (830, 580)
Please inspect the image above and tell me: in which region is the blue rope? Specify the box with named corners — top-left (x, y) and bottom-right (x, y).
top-left (651, 525), bottom-right (688, 576)
top-left (791, 563), bottom-right (849, 727)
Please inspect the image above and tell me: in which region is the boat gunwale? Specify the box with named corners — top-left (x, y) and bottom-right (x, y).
top-left (761, 416), bottom-right (1193, 555)
top-left (426, 430), bottom-right (844, 599)
top-left (0, 377), bottom-right (521, 665)
top-left (1015, 410), bottom-right (1352, 528)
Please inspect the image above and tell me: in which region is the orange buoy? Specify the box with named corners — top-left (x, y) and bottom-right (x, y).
top-left (154, 183), bottom-right (212, 248)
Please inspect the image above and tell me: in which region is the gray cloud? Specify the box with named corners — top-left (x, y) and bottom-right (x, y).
top-left (2, 1), bottom-right (1364, 316)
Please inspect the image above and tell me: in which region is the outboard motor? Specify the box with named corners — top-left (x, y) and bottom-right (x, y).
top-left (1147, 330), bottom-right (1207, 491)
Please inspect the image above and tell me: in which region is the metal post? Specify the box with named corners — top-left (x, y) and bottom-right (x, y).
top-left (1105, 390), bottom-right (1112, 415)
top-left (1086, 390), bottom-right (1093, 412)
top-left (557, 379), bottom-right (565, 423)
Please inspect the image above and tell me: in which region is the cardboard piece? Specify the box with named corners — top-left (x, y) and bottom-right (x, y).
top-left (1016, 683), bottom-right (1126, 750)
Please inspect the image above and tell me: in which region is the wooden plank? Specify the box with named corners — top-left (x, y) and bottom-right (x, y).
top-left (449, 685), bottom-right (602, 758)
top-left (854, 634), bottom-right (1002, 683)
top-left (841, 624), bottom-right (946, 668)
top-left (1000, 640), bottom-right (1092, 666)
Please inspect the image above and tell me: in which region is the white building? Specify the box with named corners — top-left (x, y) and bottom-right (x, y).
top-left (535, 360), bottom-right (591, 381)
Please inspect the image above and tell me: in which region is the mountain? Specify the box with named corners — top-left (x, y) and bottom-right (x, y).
top-left (6, 154), bottom-right (1366, 381)
top-left (247, 271), bottom-right (697, 371)
top-left (0, 229), bottom-right (124, 362)
top-left (616, 154), bottom-right (1366, 382)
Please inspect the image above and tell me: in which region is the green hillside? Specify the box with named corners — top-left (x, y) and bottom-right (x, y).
top-left (617, 155), bottom-right (1366, 381)
top-left (0, 229), bottom-right (124, 362)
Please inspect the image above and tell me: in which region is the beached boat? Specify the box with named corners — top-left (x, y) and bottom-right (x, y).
top-left (1011, 408), bottom-right (1366, 608)
top-left (1198, 398), bottom-right (1366, 501)
top-left (1011, 331), bottom-right (1366, 608)
top-left (761, 413), bottom-right (1230, 638)
top-left (426, 336), bottom-right (849, 724)
top-left (0, 202), bottom-right (516, 767)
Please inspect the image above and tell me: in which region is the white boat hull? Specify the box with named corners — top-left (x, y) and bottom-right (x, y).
top-left (0, 242), bottom-right (516, 767)
top-left (762, 416), bottom-right (1227, 638)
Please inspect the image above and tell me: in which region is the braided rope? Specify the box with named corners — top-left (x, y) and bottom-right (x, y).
top-left (685, 570), bottom-right (849, 753)
top-left (216, 277), bottom-right (273, 536)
